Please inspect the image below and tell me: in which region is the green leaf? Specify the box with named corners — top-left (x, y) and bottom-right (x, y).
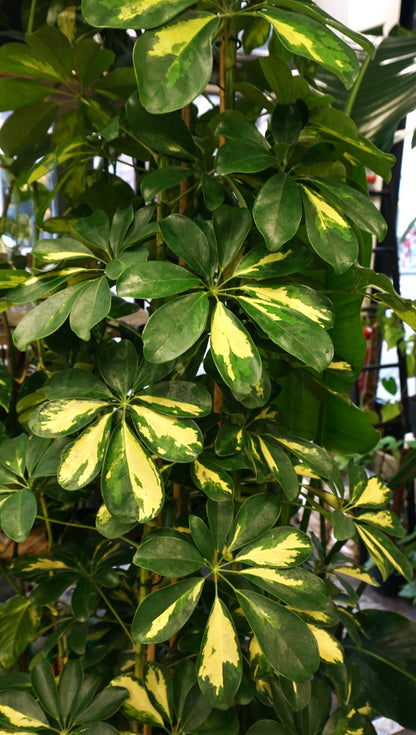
top-left (242, 566), bottom-right (327, 611)
top-left (159, 214), bottom-right (213, 278)
top-left (46, 368), bottom-right (112, 401)
top-left (76, 210), bottom-right (110, 254)
top-left (207, 498), bottom-right (234, 552)
top-left (82, 0), bottom-right (196, 30)
top-left (143, 292), bottom-right (209, 363)
top-left (0, 78), bottom-right (51, 111)
top-left (345, 610), bottom-right (416, 730)
top-left (253, 173), bottom-right (302, 251)
top-left (301, 185), bottom-right (359, 273)
top-left (227, 494), bottom-right (281, 552)
top-left (211, 302), bottom-right (262, 395)
top-left (201, 173), bottom-right (225, 211)
top-left (261, 9), bottom-right (359, 89)
top-left (101, 421), bottom-right (164, 523)
top-left (0, 365), bottom-right (12, 413)
top-left (354, 266), bottom-right (416, 330)
top-left (70, 278), bottom-right (112, 340)
top-left (0, 40), bottom-right (64, 81)
top-left (274, 433), bottom-right (342, 489)
top-left (236, 589), bottom-right (320, 681)
top-left (271, 101), bottom-right (304, 148)
top-left (76, 687), bottom-right (128, 724)
top-left (31, 659), bottom-right (60, 721)
top-left (215, 116), bottom-right (272, 148)
top-left (0, 489), bottom-right (37, 543)
top-left (215, 140), bottom-right (276, 175)
top-left (355, 525), bottom-right (413, 583)
top-left (133, 530), bottom-right (204, 577)
top-left (117, 261), bottom-right (202, 299)
top-left (58, 659), bottom-right (83, 724)
top-left (71, 578), bottom-right (99, 622)
top-left (247, 721), bottom-right (291, 735)
top-left (29, 399), bottom-right (110, 437)
top-left (58, 413), bottom-right (112, 490)
top-left (130, 405), bottom-right (203, 462)
top-left (308, 178), bottom-right (387, 240)
top-left (332, 509), bottom-right (355, 541)
top-left (141, 166), bottom-right (193, 201)
top-left (0, 597), bottom-right (40, 668)
top-left (321, 705), bottom-right (375, 735)
top-left (13, 282), bottom-right (86, 350)
top-left (235, 526), bottom-right (311, 568)
top-left (189, 515), bottom-right (214, 560)
top-left (135, 381), bottom-right (211, 417)
top-left (215, 424), bottom-right (245, 457)
top-left (126, 93), bottom-right (196, 160)
top-left (197, 597), bottom-right (242, 709)
top-left (134, 12), bottom-right (219, 113)
top-left (257, 436), bottom-right (299, 501)
top-left (98, 339), bottom-right (139, 396)
top-left (111, 674), bottom-right (163, 727)
top-left (132, 577), bottom-right (204, 643)
top-left (213, 205), bottom-right (252, 270)
top-left (191, 456), bottom-right (234, 501)
top-left (109, 205), bottom-right (134, 256)
top-left (0, 101), bottom-right (59, 157)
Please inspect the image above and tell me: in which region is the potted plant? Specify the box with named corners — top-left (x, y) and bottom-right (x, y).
top-left (0, 1), bottom-right (416, 733)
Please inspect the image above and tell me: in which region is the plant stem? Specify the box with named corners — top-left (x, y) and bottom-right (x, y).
top-left (28, 0), bottom-right (38, 33)
top-left (94, 582), bottom-right (134, 645)
top-left (344, 51), bottom-right (372, 117)
top-left (39, 493), bottom-right (54, 550)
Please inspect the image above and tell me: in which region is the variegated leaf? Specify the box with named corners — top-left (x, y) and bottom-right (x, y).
top-left (235, 526), bottom-right (312, 568)
top-left (32, 237), bottom-right (93, 261)
top-left (349, 475), bottom-right (392, 510)
top-left (273, 434), bottom-right (342, 492)
top-left (110, 675), bottom-right (163, 727)
top-left (95, 504), bottom-right (136, 539)
top-left (0, 703), bottom-right (46, 731)
top-left (191, 457), bottom-right (234, 501)
top-left (82, 0), bottom-right (197, 30)
top-left (236, 589), bottom-right (320, 681)
top-left (241, 283), bottom-right (333, 328)
top-left (257, 436), bottom-right (299, 501)
top-left (233, 240), bottom-right (312, 280)
top-left (132, 577), bottom-right (204, 643)
top-left (58, 413), bottom-right (112, 490)
top-left (301, 185), bottom-right (359, 273)
top-left (238, 295), bottom-right (334, 373)
top-left (101, 421), bottom-right (164, 523)
top-left (261, 9), bottom-right (359, 88)
top-left (227, 493), bottom-right (281, 552)
top-left (241, 567), bottom-right (327, 611)
top-left (356, 524), bottom-right (413, 583)
top-left (306, 624), bottom-right (344, 664)
top-left (29, 399), bottom-right (110, 437)
top-left (130, 405), bottom-right (203, 462)
top-left (134, 13), bottom-right (219, 113)
top-left (135, 381), bottom-right (211, 417)
top-left (211, 301), bottom-right (262, 395)
top-left (330, 565), bottom-right (379, 587)
top-left (143, 663), bottom-right (173, 724)
top-left (197, 597), bottom-right (242, 709)
top-left (355, 509), bottom-right (405, 538)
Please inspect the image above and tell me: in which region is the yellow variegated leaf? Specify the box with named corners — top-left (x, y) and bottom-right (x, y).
top-left (0, 705), bottom-right (46, 730)
top-left (143, 664), bottom-right (172, 724)
top-left (355, 524), bottom-right (413, 582)
top-left (331, 566), bottom-right (379, 587)
top-left (255, 678), bottom-right (273, 704)
top-left (130, 405), bottom-right (202, 462)
top-left (191, 457), bottom-right (234, 501)
top-left (306, 624), bottom-right (344, 664)
top-left (29, 399), bottom-right (110, 437)
top-left (242, 283), bottom-right (333, 328)
top-left (248, 635), bottom-right (271, 679)
top-left (349, 476), bottom-right (392, 510)
top-left (211, 301), bottom-right (262, 395)
top-left (235, 527), bottom-right (311, 568)
top-left (132, 578), bottom-right (205, 643)
top-left (355, 509), bottom-right (405, 537)
top-left (197, 596), bottom-right (242, 708)
top-left (58, 413), bottom-right (112, 490)
top-left (111, 675), bottom-right (163, 727)
top-left (102, 422), bottom-right (164, 523)
top-left (13, 557), bottom-right (71, 573)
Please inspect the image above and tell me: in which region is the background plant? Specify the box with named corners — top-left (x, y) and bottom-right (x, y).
top-left (0, 1), bottom-right (416, 733)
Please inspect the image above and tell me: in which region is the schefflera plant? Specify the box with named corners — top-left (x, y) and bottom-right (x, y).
top-left (1, 0), bottom-right (416, 733)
